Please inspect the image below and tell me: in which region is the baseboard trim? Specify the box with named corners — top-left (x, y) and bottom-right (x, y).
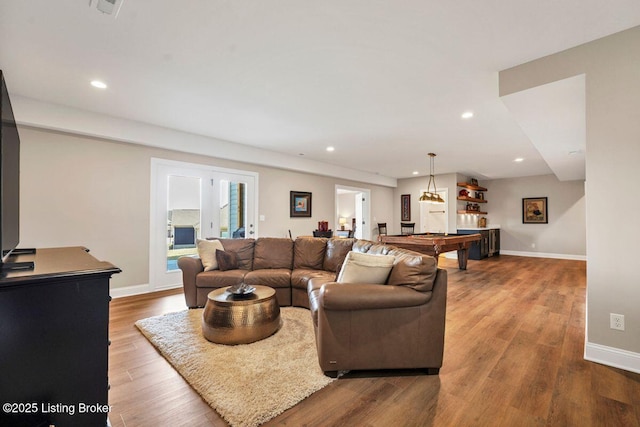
top-left (584, 342), bottom-right (640, 374)
top-left (110, 283), bottom-right (182, 299)
top-left (499, 250), bottom-right (586, 261)
top-left (443, 250), bottom-right (585, 261)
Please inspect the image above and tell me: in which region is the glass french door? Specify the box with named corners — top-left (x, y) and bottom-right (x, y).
top-left (150, 159), bottom-right (257, 290)
top-left (213, 177), bottom-right (253, 239)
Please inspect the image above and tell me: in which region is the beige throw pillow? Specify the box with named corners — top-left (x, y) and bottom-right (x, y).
top-left (197, 239), bottom-right (224, 271)
top-left (336, 251), bottom-right (395, 284)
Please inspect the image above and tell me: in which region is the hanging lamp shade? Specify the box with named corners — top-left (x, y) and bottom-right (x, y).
top-left (419, 191), bottom-right (432, 202)
top-left (419, 153), bottom-right (445, 204)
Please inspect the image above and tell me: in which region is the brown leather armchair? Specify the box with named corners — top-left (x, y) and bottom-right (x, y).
top-left (308, 257), bottom-right (447, 377)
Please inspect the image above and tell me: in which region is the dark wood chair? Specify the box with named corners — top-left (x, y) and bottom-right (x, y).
top-left (347, 225), bottom-right (356, 238)
top-left (377, 223), bottom-right (387, 236)
top-left (400, 222), bottom-right (415, 235)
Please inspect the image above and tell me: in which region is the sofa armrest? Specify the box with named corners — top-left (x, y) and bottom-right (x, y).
top-left (314, 269), bottom-right (447, 374)
top-left (177, 256), bottom-right (204, 307)
top-left (320, 282), bottom-right (431, 311)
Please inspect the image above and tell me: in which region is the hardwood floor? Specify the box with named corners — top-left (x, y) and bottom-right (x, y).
top-left (108, 255), bottom-right (640, 426)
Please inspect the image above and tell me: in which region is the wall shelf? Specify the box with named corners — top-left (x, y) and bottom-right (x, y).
top-left (457, 210), bottom-right (488, 215)
top-left (457, 181), bottom-right (487, 216)
top-left (457, 182), bottom-right (488, 192)
top-left (457, 196), bottom-right (487, 203)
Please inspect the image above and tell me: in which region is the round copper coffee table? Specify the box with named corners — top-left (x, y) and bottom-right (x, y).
top-left (202, 285), bottom-right (281, 345)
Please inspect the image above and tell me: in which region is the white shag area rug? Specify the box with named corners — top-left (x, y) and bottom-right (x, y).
top-left (135, 307), bottom-right (334, 427)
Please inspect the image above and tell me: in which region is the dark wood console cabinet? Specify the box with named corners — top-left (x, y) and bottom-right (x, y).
top-left (0, 247), bottom-right (120, 427)
top-left (458, 229), bottom-right (500, 260)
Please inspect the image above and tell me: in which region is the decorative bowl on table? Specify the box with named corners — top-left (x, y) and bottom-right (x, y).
top-left (228, 283), bottom-right (256, 296)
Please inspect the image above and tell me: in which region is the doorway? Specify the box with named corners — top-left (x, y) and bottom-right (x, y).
top-left (335, 185), bottom-right (371, 240)
top-left (150, 158), bottom-right (257, 291)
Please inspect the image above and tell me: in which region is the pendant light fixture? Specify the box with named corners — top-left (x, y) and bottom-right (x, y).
top-left (419, 153), bottom-right (445, 204)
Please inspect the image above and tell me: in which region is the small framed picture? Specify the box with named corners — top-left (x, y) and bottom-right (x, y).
top-left (401, 194), bottom-right (411, 221)
top-left (523, 197), bottom-right (548, 224)
top-left (470, 178), bottom-right (478, 186)
top-left (290, 191), bottom-right (312, 217)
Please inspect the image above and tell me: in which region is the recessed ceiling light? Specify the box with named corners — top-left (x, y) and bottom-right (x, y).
top-left (461, 111), bottom-right (474, 119)
top-left (514, 157), bottom-right (524, 162)
top-left (412, 171), bottom-right (419, 175)
top-left (326, 146), bottom-right (335, 152)
top-left (90, 80), bottom-right (107, 89)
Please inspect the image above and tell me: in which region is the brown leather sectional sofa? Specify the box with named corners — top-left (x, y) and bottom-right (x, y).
top-left (178, 236), bottom-right (447, 376)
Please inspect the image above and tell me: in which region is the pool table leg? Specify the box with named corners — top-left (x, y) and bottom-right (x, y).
top-left (457, 248), bottom-right (469, 270)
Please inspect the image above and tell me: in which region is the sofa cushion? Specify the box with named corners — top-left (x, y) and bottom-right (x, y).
top-left (216, 238), bottom-right (255, 270)
top-left (244, 268), bottom-right (292, 289)
top-left (323, 238), bottom-right (356, 272)
top-left (291, 269), bottom-right (337, 291)
top-left (294, 237), bottom-right (327, 270)
top-left (366, 243), bottom-right (394, 255)
top-left (216, 249), bottom-right (239, 271)
top-left (352, 239), bottom-right (374, 253)
top-left (336, 251), bottom-right (395, 284)
top-left (253, 237), bottom-right (294, 269)
top-left (386, 249), bottom-right (437, 292)
top-left (195, 269), bottom-right (247, 288)
top-left (197, 239), bottom-right (224, 271)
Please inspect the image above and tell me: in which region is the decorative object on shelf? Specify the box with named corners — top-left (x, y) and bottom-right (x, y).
top-left (478, 217), bottom-right (487, 228)
top-left (522, 197), bottom-right (548, 224)
top-left (470, 178), bottom-right (478, 186)
top-left (290, 191), bottom-right (312, 217)
top-left (339, 217), bottom-right (347, 230)
top-left (475, 192), bottom-right (484, 200)
top-left (401, 194), bottom-right (411, 221)
top-left (459, 189), bottom-right (469, 197)
top-left (418, 153), bottom-right (445, 204)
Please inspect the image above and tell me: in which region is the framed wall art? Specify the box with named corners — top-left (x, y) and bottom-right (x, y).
top-left (522, 197), bottom-right (548, 224)
top-left (401, 194), bottom-right (411, 221)
top-left (290, 191), bottom-right (312, 217)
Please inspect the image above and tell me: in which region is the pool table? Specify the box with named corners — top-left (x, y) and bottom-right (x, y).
top-left (380, 233), bottom-right (482, 270)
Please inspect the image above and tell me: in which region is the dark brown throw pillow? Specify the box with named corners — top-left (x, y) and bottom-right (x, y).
top-left (215, 249), bottom-right (239, 271)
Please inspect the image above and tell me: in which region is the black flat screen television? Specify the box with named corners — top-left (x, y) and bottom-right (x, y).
top-left (0, 70), bottom-right (22, 266)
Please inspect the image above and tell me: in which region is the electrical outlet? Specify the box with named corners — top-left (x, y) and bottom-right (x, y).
top-left (610, 313), bottom-right (625, 331)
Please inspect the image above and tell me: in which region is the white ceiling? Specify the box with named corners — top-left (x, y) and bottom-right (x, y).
top-left (502, 74), bottom-right (586, 182)
top-left (1, 1), bottom-right (639, 184)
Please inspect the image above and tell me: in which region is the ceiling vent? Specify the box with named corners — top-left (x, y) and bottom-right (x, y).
top-left (89, 0), bottom-right (124, 18)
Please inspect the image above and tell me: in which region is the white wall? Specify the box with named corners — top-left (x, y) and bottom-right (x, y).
top-left (500, 25), bottom-right (640, 368)
top-left (19, 126), bottom-right (394, 291)
top-left (486, 175), bottom-right (586, 258)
